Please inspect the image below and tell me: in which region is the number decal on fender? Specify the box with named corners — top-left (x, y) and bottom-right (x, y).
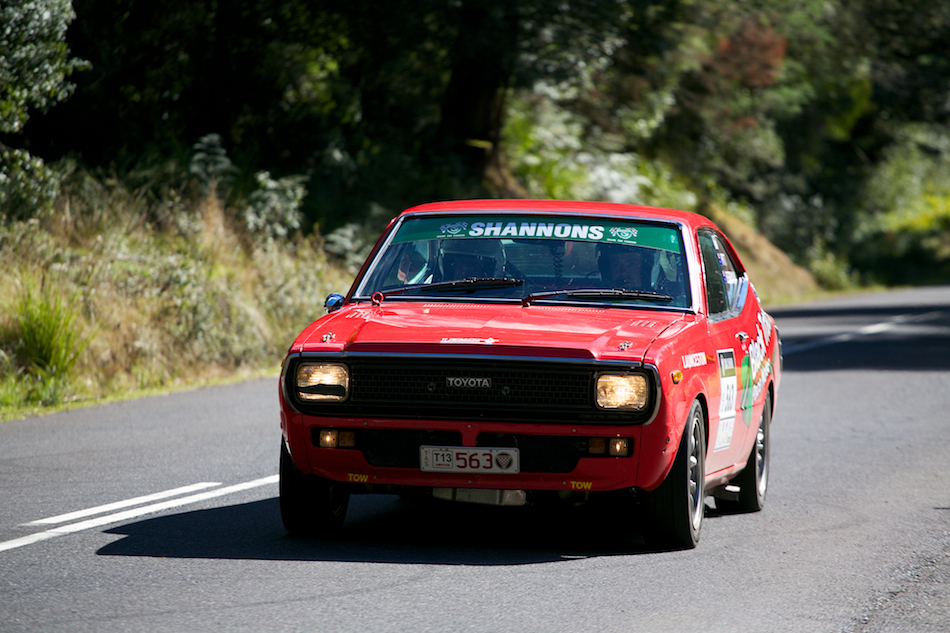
top-left (715, 349), bottom-right (737, 451)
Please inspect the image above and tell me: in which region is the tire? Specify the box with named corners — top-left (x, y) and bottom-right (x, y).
top-left (643, 400), bottom-right (706, 549)
top-left (725, 391), bottom-right (771, 513)
top-left (279, 441), bottom-right (349, 537)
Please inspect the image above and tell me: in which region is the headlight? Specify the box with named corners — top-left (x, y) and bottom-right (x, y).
top-left (595, 373), bottom-right (648, 411)
top-left (296, 363), bottom-right (349, 401)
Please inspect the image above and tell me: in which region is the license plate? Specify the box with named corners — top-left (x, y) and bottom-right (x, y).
top-left (420, 446), bottom-right (520, 474)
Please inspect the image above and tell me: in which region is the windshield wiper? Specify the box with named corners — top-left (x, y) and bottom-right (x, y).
top-left (428, 277), bottom-right (525, 292)
top-left (371, 277), bottom-right (524, 305)
top-left (521, 288), bottom-right (673, 307)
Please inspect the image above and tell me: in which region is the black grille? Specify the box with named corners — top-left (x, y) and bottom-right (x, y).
top-left (288, 356), bottom-right (653, 424)
top-left (350, 359), bottom-right (591, 408)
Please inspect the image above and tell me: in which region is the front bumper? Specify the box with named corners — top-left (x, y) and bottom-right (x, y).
top-left (281, 411), bottom-right (646, 493)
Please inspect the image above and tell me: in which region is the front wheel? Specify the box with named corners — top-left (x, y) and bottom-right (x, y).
top-left (723, 391), bottom-right (771, 513)
top-left (279, 441), bottom-right (349, 537)
top-left (643, 400), bottom-right (706, 549)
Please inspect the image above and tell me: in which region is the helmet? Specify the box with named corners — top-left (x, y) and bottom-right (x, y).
top-left (438, 238), bottom-right (505, 280)
top-left (596, 243), bottom-right (651, 289)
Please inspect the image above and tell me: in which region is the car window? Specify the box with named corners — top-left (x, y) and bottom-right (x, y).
top-left (355, 215), bottom-right (692, 309)
top-left (699, 230), bottom-right (746, 317)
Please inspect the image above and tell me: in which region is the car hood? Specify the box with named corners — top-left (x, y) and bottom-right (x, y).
top-left (293, 302), bottom-right (687, 362)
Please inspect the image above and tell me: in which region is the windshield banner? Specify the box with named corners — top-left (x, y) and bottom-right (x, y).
top-left (393, 215), bottom-right (682, 253)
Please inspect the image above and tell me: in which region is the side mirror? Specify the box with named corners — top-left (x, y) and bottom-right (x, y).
top-left (324, 292), bottom-right (345, 314)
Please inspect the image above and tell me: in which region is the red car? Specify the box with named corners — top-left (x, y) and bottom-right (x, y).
top-left (278, 200), bottom-right (781, 548)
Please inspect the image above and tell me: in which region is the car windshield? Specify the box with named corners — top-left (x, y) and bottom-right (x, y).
top-left (355, 214), bottom-right (691, 309)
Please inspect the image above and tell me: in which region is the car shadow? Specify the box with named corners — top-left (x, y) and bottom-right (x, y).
top-left (96, 493), bottom-right (715, 564)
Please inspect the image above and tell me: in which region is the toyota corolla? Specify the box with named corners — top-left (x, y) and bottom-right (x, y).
top-left (278, 199), bottom-right (781, 549)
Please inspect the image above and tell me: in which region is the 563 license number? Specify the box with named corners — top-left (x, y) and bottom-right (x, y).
top-left (420, 446), bottom-right (520, 474)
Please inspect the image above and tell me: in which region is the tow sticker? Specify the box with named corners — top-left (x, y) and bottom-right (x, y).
top-left (715, 349), bottom-right (737, 451)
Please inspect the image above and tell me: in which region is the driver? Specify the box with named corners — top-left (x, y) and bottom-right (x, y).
top-left (438, 238), bottom-right (505, 280)
top-left (597, 243), bottom-right (647, 289)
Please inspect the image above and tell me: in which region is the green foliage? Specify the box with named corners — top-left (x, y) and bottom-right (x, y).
top-left (323, 203), bottom-right (393, 274)
top-left (252, 236), bottom-right (350, 346)
top-left (502, 95), bottom-right (588, 200)
top-left (502, 92), bottom-right (698, 211)
top-left (0, 350), bottom-right (22, 407)
top-left (0, 0), bottom-right (85, 221)
top-left (824, 77), bottom-right (874, 142)
top-left (12, 274), bottom-right (90, 377)
top-left (6, 272), bottom-right (93, 404)
top-left (189, 133), bottom-right (237, 195)
top-left (0, 148), bottom-right (60, 219)
top-left (243, 171), bottom-right (308, 242)
top-left (851, 129), bottom-right (950, 283)
top-left (804, 240), bottom-right (857, 290)
top-left (4, 0), bottom-right (950, 296)
top-left (0, 0), bottom-right (86, 134)
top-left (0, 166), bottom-right (353, 417)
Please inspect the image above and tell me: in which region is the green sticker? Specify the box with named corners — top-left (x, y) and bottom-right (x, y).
top-left (392, 215), bottom-right (682, 253)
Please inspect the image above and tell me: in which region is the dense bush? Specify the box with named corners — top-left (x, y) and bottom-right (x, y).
top-left (0, 167), bottom-right (351, 418)
top-left (0, 0), bottom-right (86, 220)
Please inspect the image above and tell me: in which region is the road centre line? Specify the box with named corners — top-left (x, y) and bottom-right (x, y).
top-left (0, 475), bottom-right (278, 554)
top-left (781, 310), bottom-right (945, 355)
top-left (23, 482), bottom-right (222, 526)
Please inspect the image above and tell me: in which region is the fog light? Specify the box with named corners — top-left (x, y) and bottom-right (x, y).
top-left (609, 438), bottom-right (629, 457)
top-left (339, 431), bottom-right (356, 448)
top-left (588, 438), bottom-right (606, 455)
top-left (319, 429), bottom-right (338, 448)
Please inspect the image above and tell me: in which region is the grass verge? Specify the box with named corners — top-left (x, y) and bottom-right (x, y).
top-left (0, 170), bottom-right (352, 422)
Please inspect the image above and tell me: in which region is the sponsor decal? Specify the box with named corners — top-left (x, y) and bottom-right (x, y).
top-left (445, 377), bottom-right (492, 389)
top-left (468, 221), bottom-right (604, 240)
top-left (439, 221), bottom-right (468, 235)
top-left (682, 352), bottom-right (706, 369)
top-left (740, 309), bottom-right (775, 425)
top-left (714, 349), bottom-right (737, 451)
top-left (609, 226), bottom-right (638, 240)
top-left (391, 215), bottom-right (683, 253)
top-left (440, 337), bottom-right (498, 345)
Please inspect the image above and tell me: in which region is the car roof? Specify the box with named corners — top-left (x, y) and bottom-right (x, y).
top-left (398, 199), bottom-right (715, 230)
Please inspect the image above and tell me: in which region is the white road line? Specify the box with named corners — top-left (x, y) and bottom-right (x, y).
top-left (782, 310), bottom-right (945, 355)
top-left (23, 482), bottom-right (222, 526)
top-left (0, 475), bottom-right (278, 554)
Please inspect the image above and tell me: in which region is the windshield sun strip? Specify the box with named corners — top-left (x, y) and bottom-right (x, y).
top-left (353, 212), bottom-right (693, 305)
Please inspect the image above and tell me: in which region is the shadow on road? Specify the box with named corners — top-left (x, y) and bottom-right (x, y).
top-left (99, 496), bottom-right (648, 564)
top-left (771, 303), bottom-right (950, 373)
top-left (96, 494), bottom-right (721, 564)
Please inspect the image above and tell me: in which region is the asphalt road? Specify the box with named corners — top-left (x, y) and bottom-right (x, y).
top-left (2, 286), bottom-right (949, 633)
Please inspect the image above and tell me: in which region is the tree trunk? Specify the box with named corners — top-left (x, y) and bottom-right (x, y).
top-left (436, 0), bottom-right (519, 177)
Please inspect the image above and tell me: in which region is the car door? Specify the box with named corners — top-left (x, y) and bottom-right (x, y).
top-left (698, 229), bottom-right (755, 473)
